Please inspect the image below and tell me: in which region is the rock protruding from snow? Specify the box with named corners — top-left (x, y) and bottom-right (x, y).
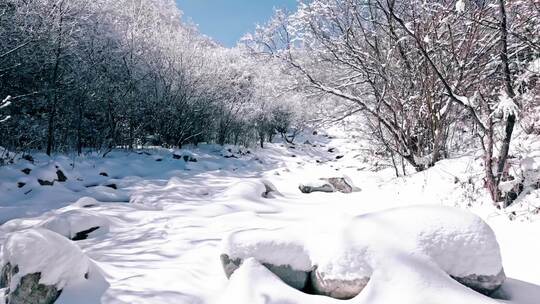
top-left (221, 229), bottom-right (312, 290)
top-left (38, 209), bottom-right (110, 240)
top-left (2, 270), bottom-right (61, 304)
top-left (220, 254), bottom-right (309, 291)
top-left (1, 229), bottom-right (91, 303)
top-left (312, 206), bottom-right (505, 298)
top-left (261, 180), bottom-right (281, 198)
top-left (299, 180), bottom-right (334, 193)
top-left (453, 270), bottom-right (506, 295)
top-left (299, 176), bottom-right (359, 194)
top-left (322, 177), bottom-right (358, 193)
top-left (311, 269), bottom-right (369, 299)
top-left (172, 150), bottom-right (197, 162)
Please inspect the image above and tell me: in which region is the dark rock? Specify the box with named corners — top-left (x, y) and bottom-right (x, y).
top-left (220, 254), bottom-right (309, 291)
top-left (99, 172), bottom-right (108, 177)
top-left (5, 272), bottom-right (61, 304)
top-left (17, 182), bottom-right (25, 188)
top-left (183, 155), bottom-right (197, 162)
top-left (21, 168), bottom-right (31, 175)
top-left (55, 170), bottom-right (67, 182)
top-left (0, 262), bottom-right (12, 288)
top-left (224, 155), bottom-right (238, 159)
top-left (452, 269), bottom-right (506, 296)
top-left (2, 263), bottom-right (61, 304)
top-left (328, 148), bottom-right (336, 153)
top-left (335, 155), bottom-right (344, 160)
top-left (172, 153), bottom-right (182, 160)
top-left (37, 179), bottom-right (54, 186)
top-left (21, 154), bottom-right (34, 162)
top-left (503, 182), bottom-right (524, 207)
top-left (105, 183), bottom-right (117, 190)
top-left (155, 158), bottom-right (163, 162)
top-left (299, 183), bottom-right (334, 194)
top-left (71, 226), bottom-right (100, 241)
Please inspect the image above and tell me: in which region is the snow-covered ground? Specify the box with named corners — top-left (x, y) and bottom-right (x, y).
top-left (1, 128), bottom-right (539, 303)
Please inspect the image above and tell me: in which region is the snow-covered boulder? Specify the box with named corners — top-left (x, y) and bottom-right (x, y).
top-left (221, 206), bottom-right (505, 299)
top-left (322, 177), bottom-right (359, 193)
top-left (38, 209), bottom-right (110, 241)
top-left (1, 229), bottom-right (91, 304)
top-left (299, 180), bottom-right (334, 193)
top-left (311, 206), bottom-right (505, 298)
top-left (299, 177), bottom-right (359, 194)
top-left (220, 229), bottom-right (312, 290)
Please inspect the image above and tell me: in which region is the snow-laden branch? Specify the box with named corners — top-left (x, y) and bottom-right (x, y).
top-left (493, 91), bottom-right (519, 120)
top-left (0, 95), bottom-right (11, 109)
top-left (0, 95), bottom-right (11, 123)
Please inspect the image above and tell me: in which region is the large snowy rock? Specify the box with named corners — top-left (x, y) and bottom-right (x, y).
top-left (299, 177), bottom-right (358, 194)
top-left (298, 180), bottom-right (334, 193)
top-left (0, 229), bottom-right (91, 304)
top-left (221, 206), bottom-right (505, 299)
top-left (220, 229), bottom-right (312, 290)
top-left (322, 177), bottom-right (357, 193)
top-left (38, 209), bottom-right (110, 240)
top-left (310, 206), bottom-right (505, 298)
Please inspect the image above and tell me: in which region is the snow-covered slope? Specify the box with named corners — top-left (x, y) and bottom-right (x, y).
top-left (0, 128), bottom-right (539, 303)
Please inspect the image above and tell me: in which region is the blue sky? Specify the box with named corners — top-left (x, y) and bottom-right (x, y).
top-left (176, 0), bottom-right (298, 47)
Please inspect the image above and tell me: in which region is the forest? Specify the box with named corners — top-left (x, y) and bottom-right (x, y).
top-left (2, 0), bottom-right (538, 204)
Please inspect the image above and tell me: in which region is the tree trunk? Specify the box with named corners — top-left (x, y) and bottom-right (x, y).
top-left (494, 0), bottom-right (517, 206)
top-left (46, 0), bottom-right (65, 156)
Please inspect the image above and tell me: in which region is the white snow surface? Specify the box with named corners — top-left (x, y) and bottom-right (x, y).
top-left (0, 126), bottom-right (539, 304)
top-left (1, 228), bottom-right (90, 290)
